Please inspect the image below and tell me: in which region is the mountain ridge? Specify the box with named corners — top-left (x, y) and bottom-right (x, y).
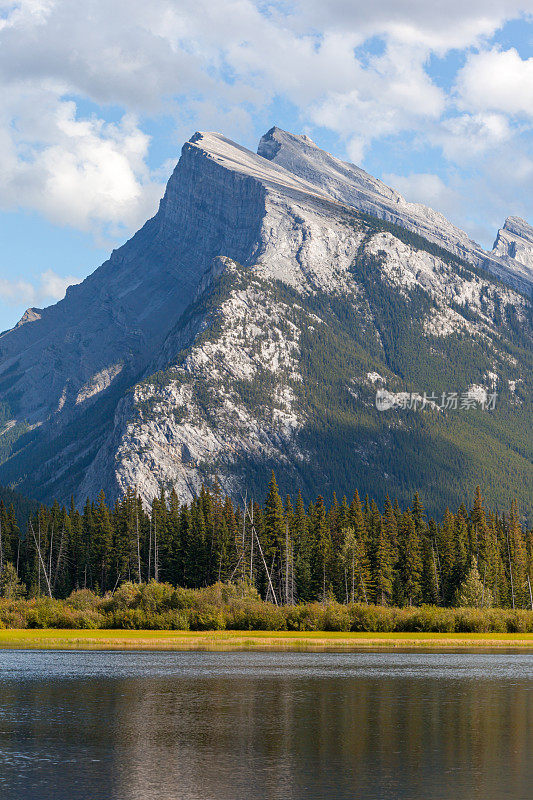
top-left (0, 128), bottom-right (531, 520)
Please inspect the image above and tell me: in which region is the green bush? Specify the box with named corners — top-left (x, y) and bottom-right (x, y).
top-left (399, 606), bottom-right (456, 633)
top-left (170, 587), bottom-right (199, 610)
top-left (227, 600), bottom-right (287, 631)
top-left (104, 582), bottom-right (141, 613)
top-left (455, 608), bottom-right (494, 633)
top-left (349, 603), bottom-right (398, 632)
top-left (188, 605), bottom-right (226, 631)
top-left (323, 602), bottom-right (351, 632)
top-left (506, 610), bottom-right (533, 633)
top-left (285, 604), bottom-right (322, 631)
top-left (3, 582), bottom-right (533, 632)
top-left (65, 589), bottom-right (100, 611)
top-left (0, 599), bottom-right (28, 629)
top-left (137, 581), bottom-right (174, 612)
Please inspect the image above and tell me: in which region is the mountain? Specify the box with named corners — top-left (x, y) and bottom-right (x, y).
top-left (492, 216), bottom-right (533, 277)
top-left (258, 128), bottom-right (533, 294)
top-left (0, 484), bottom-right (38, 530)
top-left (0, 128), bottom-right (531, 520)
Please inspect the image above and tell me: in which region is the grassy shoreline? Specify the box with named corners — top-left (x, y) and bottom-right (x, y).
top-left (2, 628), bottom-right (533, 651)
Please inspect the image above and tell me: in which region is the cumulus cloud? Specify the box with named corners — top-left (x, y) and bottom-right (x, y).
top-left (307, 42), bottom-right (445, 158)
top-left (0, 83), bottom-right (164, 237)
top-left (434, 112), bottom-right (513, 163)
top-left (383, 172), bottom-right (464, 222)
top-left (0, 0), bottom-right (531, 244)
top-left (456, 47), bottom-right (533, 116)
top-left (0, 269), bottom-right (81, 307)
top-left (291, 0), bottom-right (530, 52)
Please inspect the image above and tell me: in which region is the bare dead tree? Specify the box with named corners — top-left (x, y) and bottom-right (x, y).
top-left (136, 493), bottom-right (141, 584)
top-left (506, 528), bottom-right (515, 609)
top-left (30, 520), bottom-right (52, 598)
top-left (53, 527), bottom-right (66, 592)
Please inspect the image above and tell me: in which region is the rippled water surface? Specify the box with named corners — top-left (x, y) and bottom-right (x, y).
top-left (1, 650), bottom-right (532, 799)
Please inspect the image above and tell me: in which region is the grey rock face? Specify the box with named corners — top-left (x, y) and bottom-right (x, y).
top-left (0, 127), bottom-right (531, 510)
top-left (0, 134), bottom-right (267, 425)
top-left (492, 216), bottom-right (533, 275)
top-left (258, 127), bottom-right (533, 294)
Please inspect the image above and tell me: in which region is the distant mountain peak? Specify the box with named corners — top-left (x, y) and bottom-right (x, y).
top-left (259, 127), bottom-right (532, 294)
top-left (502, 215), bottom-right (533, 241)
top-left (14, 307), bottom-right (41, 329)
top-left (0, 127), bottom-right (531, 518)
top-left (492, 216), bottom-right (533, 273)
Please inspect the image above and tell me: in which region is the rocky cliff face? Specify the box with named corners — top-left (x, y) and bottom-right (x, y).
top-left (258, 128), bottom-right (533, 293)
top-left (0, 128), bottom-right (531, 517)
top-left (492, 216), bottom-right (533, 275)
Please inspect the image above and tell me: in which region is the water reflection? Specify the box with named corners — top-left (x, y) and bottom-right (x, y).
top-left (0, 651), bottom-right (532, 799)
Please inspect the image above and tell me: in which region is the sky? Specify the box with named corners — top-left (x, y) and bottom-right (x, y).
top-left (0, 1), bottom-right (533, 331)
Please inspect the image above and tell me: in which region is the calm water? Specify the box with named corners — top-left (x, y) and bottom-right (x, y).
top-left (0, 650), bottom-right (532, 800)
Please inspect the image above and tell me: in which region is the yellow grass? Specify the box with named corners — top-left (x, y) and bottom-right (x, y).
top-left (2, 629), bottom-right (533, 650)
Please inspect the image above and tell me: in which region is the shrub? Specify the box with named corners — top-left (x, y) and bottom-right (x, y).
top-left (0, 599), bottom-right (28, 628)
top-left (285, 604), bottom-right (322, 631)
top-left (454, 608), bottom-right (492, 633)
top-left (323, 602), bottom-right (351, 632)
top-left (349, 604), bottom-right (397, 632)
top-left (400, 606), bottom-right (456, 633)
top-left (170, 587), bottom-right (199, 610)
top-left (3, 580), bottom-right (533, 633)
top-left (506, 610), bottom-right (533, 633)
top-left (188, 605), bottom-right (226, 631)
top-left (227, 600), bottom-right (287, 631)
top-left (65, 589), bottom-right (99, 611)
top-left (138, 581), bottom-right (174, 612)
top-left (104, 582), bottom-right (141, 613)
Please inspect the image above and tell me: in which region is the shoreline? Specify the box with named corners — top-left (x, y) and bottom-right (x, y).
top-left (2, 629), bottom-right (533, 651)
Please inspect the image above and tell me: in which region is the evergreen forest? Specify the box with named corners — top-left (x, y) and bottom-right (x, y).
top-left (1, 474), bottom-right (531, 613)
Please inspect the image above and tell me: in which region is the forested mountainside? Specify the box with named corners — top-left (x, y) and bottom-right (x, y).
top-left (0, 129), bottom-right (531, 520)
top-left (0, 485), bottom-right (38, 529)
top-left (1, 476), bottom-right (531, 610)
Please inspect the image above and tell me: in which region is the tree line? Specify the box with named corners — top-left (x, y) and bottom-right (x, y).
top-left (0, 474), bottom-right (532, 609)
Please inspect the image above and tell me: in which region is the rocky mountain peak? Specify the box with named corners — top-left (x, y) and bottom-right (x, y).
top-left (492, 216), bottom-right (533, 272)
top-left (258, 128), bottom-right (532, 294)
top-left (0, 126), bottom-right (531, 516)
top-left (503, 216), bottom-right (533, 240)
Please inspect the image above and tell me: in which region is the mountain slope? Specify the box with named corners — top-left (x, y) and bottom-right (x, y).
top-left (258, 127), bottom-right (533, 293)
top-left (0, 129), bottom-right (531, 520)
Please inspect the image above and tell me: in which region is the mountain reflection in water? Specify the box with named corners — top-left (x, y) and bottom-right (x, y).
top-left (0, 650), bottom-right (532, 800)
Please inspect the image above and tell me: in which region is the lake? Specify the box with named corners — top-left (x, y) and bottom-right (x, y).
top-left (0, 650), bottom-right (532, 799)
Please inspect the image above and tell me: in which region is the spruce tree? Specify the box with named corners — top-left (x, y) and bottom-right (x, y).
top-left (263, 472), bottom-right (285, 600)
top-left (453, 557), bottom-right (493, 608)
top-left (398, 510), bottom-right (422, 606)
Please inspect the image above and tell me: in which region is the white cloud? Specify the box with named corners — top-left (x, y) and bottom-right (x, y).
top-left (456, 47), bottom-right (533, 116)
top-left (434, 112), bottom-right (513, 163)
top-left (291, 0), bottom-right (531, 52)
top-left (384, 172), bottom-right (464, 220)
top-left (0, 0), bottom-right (531, 245)
top-left (0, 269), bottom-right (81, 307)
top-left (0, 86), bottom-right (164, 237)
top-left (307, 42), bottom-right (445, 156)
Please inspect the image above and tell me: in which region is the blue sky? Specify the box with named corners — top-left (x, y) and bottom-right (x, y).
top-left (1, 0), bottom-right (532, 331)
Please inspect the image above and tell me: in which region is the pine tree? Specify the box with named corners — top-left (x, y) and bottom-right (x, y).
top-left (0, 561), bottom-right (25, 598)
top-left (310, 496), bottom-right (332, 602)
top-left (398, 510), bottom-right (422, 606)
top-left (506, 500), bottom-right (527, 608)
top-left (293, 491), bottom-right (311, 601)
top-left (373, 519), bottom-right (394, 606)
top-left (453, 557), bottom-right (493, 608)
top-left (263, 472), bottom-right (285, 601)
